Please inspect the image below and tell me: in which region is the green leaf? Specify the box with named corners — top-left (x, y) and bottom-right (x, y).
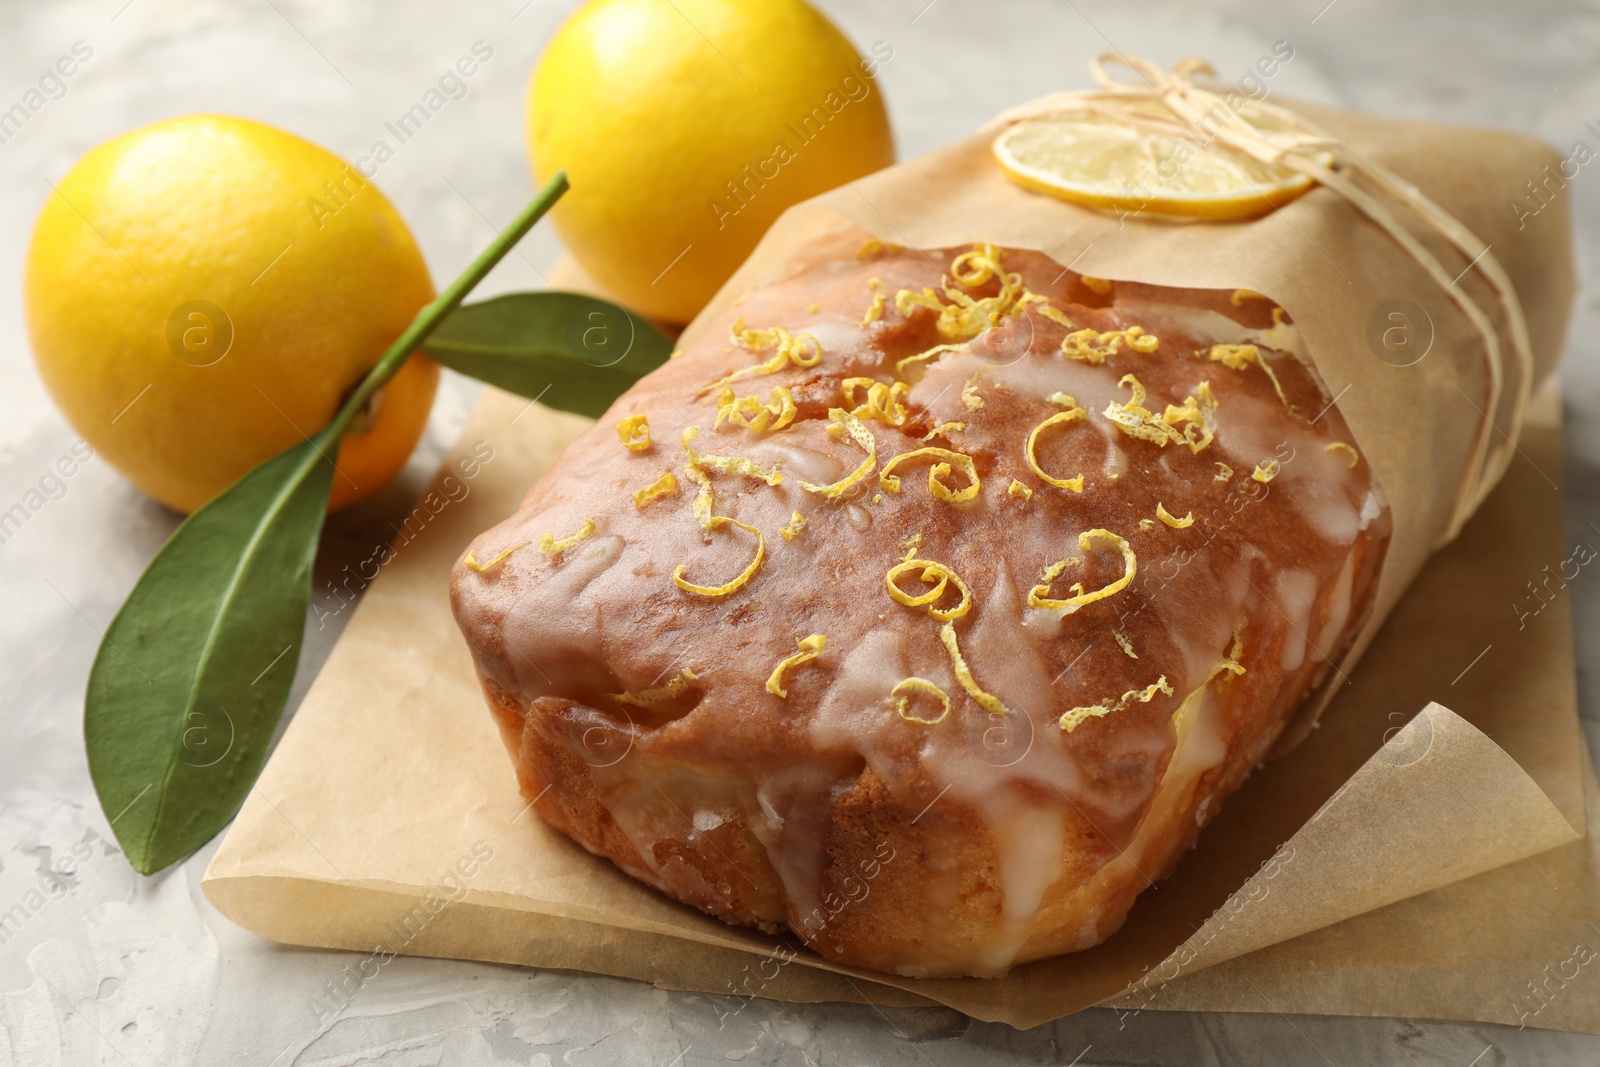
top-left (85, 173), bottom-right (571, 874)
top-left (86, 432), bottom-right (338, 873)
top-left (427, 292), bottom-right (674, 418)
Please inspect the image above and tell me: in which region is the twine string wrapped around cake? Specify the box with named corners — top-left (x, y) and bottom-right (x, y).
top-left (988, 54), bottom-right (1534, 544)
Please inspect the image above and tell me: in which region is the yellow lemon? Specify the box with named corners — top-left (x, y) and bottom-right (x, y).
top-left (24, 114), bottom-right (438, 514)
top-left (992, 103), bottom-right (1322, 221)
top-left (529, 0), bottom-right (895, 324)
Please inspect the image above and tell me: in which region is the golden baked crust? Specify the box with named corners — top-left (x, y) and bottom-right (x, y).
top-left (450, 229), bottom-right (1389, 978)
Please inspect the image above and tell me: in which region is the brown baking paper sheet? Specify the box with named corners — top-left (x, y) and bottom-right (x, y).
top-left (203, 377), bottom-right (1593, 1030)
top-left (682, 93), bottom-right (1576, 755)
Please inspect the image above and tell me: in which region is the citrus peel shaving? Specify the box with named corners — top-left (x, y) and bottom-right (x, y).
top-left (672, 516), bottom-right (765, 597)
top-left (799, 409), bottom-right (877, 499)
top-left (1103, 374), bottom-right (1218, 453)
top-left (1029, 529), bottom-right (1136, 613)
top-left (891, 677), bottom-right (952, 725)
top-left (1206, 343), bottom-right (1292, 410)
top-left (633, 472), bottom-right (679, 509)
top-left (682, 426), bottom-right (783, 489)
top-left (1034, 302), bottom-right (1077, 328)
top-left (538, 517), bottom-right (596, 558)
top-left (463, 542), bottom-right (526, 573)
top-left (895, 341), bottom-right (969, 377)
top-left (962, 376), bottom-right (984, 410)
top-left (1061, 325), bottom-right (1158, 363)
top-left (703, 318), bottom-right (821, 393)
top-left (617, 414), bottom-right (651, 452)
top-left (1155, 502), bottom-right (1193, 528)
top-left (714, 386), bottom-right (797, 432)
top-left (766, 634), bottom-right (827, 697)
top-left (879, 447), bottom-right (980, 503)
top-left (1325, 441), bottom-right (1359, 468)
top-left (842, 377), bottom-right (910, 426)
top-left (886, 557), bottom-right (973, 621)
top-left (893, 244), bottom-right (1039, 345)
top-left (780, 510), bottom-right (807, 542)
top-left (1026, 394), bottom-right (1088, 491)
top-left (860, 278), bottom-right (886, 325)
top-left (609, 668), bottom-right (699, 707)
top-left (1060, 675), bottom-right (1173, 732)
top-left (939, 621), bottom-right (1012, 716)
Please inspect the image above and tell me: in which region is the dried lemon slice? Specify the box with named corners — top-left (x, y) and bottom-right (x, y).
top-left (992, 103), bottom-right (1323, 221)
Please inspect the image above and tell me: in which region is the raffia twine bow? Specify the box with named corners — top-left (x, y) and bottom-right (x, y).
top-left (989, 54), bottom-right (1534, 544)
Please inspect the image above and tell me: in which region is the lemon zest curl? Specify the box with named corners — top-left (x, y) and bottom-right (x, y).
top-left (1034, 302), bottom-right (1077, 328)
top-left (893, 244), bottom-right (1040, 348)
top-left (939, 621), bottom-right (1011, 716)
top-left (1029, 529), bottom-right (1136, 614)
top-left (842, 377), bottom-right (910, 426)
top-left (886, 558), bottom-right (973, 621)
top-left (1155, 502), bottom-right (1193, 529)
top-left (1103, 374), bottom-right (1218, 454)
top-left (766, 634), bottom-right (827, 698)
top-left (860, 277), bottom-right (886, 325)
top-left (682, 425), bottom-right (783, 497)
top-left (921, 421), bottom-right (965, 441)
top-left (1060, 676), bottom-right (1173, 733)
top-left (1026, 393), bottom-right (1088, 492)
top-left (609, 668), bottom-right (699, 707)
top-left (780, 510), bottom-right (807, 542)
top-left (633, 472), bottom-right (678, 509)
top-left (891, 677), bottom-right (951, 725)
top-left (1061, 325), bottom-right (1158, 363)
top-left (962, 375), bottom-right (985, 411)
top-left (879, 447), bottom-right (980, 503)
top-left (895, 342), bottom-right (969, 377)
top-left (672, 516), bottom-right (765, 597)
top-left (538, 517), bottom-right (595, 558)
top-left (799, 409), bottom-right (877, 499)
top-left (882, 549), bottom-right (1012, 717)
top-left (463, 542), bottom-right (527, 572)
top-left (714, 386), bottom-right (797, 432)
top-left (1325, 441), bottom-right (1360, 468)
top-left (617, 414), bottom-right (651, 452)
top-left (1206, 343), bottom-right (1292, 411)
top-left (702, 318), bottom-right (821, 394)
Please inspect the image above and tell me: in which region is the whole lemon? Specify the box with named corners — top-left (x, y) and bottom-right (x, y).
top-left (529, 0), bottom-right (895, 324)
top-left (24, 114), bottom-right (438, 514)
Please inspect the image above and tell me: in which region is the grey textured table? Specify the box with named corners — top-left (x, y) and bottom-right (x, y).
top-left (3, 0), bottom-right (1598, 1063)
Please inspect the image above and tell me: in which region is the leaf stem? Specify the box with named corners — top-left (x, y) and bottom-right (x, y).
top-left (325, 170), bottom-right (570, 440)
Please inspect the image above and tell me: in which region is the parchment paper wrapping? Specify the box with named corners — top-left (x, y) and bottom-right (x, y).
top-left (681, 93), bottom-right (1576, 748)
top-left (202, 381), bottom-right (1592, 1030)
top-left (204, 96), bottom-right (1590, 1029)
